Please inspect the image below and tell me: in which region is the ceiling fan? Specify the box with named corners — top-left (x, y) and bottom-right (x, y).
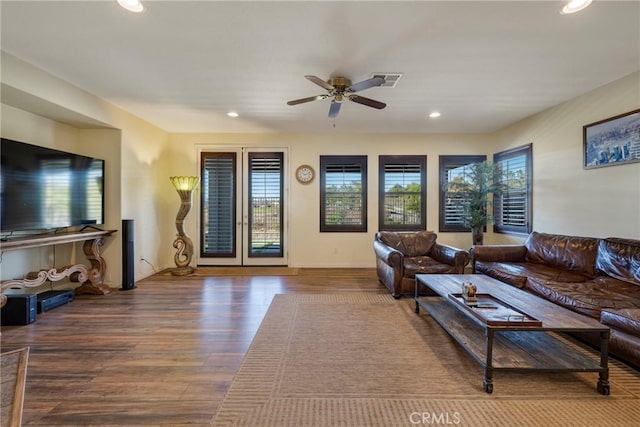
top-left (287, 75), bottom-right (386, 118)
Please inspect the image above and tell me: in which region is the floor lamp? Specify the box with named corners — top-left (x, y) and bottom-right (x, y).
top-left (170, 176), bottom-right (199, 276)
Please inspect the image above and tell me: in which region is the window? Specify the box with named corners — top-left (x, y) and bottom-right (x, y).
top-left (378, 155), bottom-right (426, 231)
top-left (320, 155), bottom-right (367, 232)
top-left (439, 155), bottom-right (486, 232)
top-left (248, 152), bottom-right (284, 257)
top-left (201, 152), bottom-right (237, 257)
top-left (493, 144), bottom-right (532, 235)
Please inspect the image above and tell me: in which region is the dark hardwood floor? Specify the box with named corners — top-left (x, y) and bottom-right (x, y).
top-left (1, 268), bottom-right (385, 426)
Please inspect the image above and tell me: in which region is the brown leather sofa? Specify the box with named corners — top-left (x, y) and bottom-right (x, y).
top-left (470, 231), bottom-right (640, 368)
top-left (374, 231), bottom-right (470, 299)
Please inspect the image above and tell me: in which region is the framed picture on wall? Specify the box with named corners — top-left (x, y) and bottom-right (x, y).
top-left (583, 109), bottom-right (640, 169)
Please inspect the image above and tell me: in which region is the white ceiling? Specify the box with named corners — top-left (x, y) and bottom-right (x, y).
top-left (1, 0), bottom-right (639, 134)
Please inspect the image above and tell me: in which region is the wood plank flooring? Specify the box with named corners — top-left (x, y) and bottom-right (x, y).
top-left (0, 268), bottom-right (385, 426)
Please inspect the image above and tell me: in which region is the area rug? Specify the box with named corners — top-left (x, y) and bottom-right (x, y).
top-left (211, 294), bottom-right (640, 426)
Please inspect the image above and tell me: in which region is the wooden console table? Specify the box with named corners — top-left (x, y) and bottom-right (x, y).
top-left (0, 229), bottom-right (117, 307)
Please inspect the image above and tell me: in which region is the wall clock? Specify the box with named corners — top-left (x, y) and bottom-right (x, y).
top-left (295, 164), bottom-right (315, 184)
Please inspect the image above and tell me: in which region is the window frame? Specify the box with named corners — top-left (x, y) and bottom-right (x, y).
top-left (320, 155), bottom-right (368, 233)
top-left (493, 144), bottom-right (533, 235)
top-left (247, 151), bottom-right (284, 258)
top-left (438, 155), bottom-right (487, 232)
top-left (378, 155), bottom-right (427, 231)
top-left (200, 151), bottom-right (237, 258)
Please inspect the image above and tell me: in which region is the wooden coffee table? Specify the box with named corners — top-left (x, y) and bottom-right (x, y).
top-left (414, 274), bottom-right (610, 394)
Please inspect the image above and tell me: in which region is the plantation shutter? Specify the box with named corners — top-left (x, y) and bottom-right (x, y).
top-left (248, 152), bottom-right (283, 257)
top-left (320, 156), bottom-right (367, 232)
top-left (379, 156), bottom-right (426, 230)
top-left (493, 145), bottom-right (532, 234)
top-left (201, 153), bottom-right (236, 257)
top-left (444, 164), bottom-right (472, 227)
top-left (438, 155), bottom-right (486, 232)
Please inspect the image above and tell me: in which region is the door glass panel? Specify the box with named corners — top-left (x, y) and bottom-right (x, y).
top-left (201, 152), bottom-right (236, 257)
top-left (248, 152), bottom-right (283, 257)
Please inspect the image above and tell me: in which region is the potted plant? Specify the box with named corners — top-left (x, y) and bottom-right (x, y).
top-left (446, 160), bottom-right (504, 245)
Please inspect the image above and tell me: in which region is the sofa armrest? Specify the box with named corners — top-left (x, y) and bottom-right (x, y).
top-left (469, 245), bottom-right (527, 273)
top-left (429, 243), bottom-right (470, 274)
top-left (373, 239), bottom-right (403, 269)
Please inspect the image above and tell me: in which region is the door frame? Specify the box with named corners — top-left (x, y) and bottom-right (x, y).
top-left (195, 145), bottom-right (289, 266)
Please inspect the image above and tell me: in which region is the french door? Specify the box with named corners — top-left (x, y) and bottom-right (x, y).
top-left (197, 147), bottom-right (288, 266)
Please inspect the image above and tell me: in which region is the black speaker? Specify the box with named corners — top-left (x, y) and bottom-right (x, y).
top-left (121, 219), bottom-right (136, 290)
top-left (1, 294), bottom-right (37, 325)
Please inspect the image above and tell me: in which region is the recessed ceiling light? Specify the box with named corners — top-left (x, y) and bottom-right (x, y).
top-left (117, 0), bottom-right (144, 13)
top-left (429, 111), bottom-right (441, 118)
top-left (561, 0), bottom-right (593, 15)
top-left (227, 111), bottom-right (239, 118)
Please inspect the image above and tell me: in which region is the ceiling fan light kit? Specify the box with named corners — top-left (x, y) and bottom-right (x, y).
top-left (287, 75), bottom-right (387, 118)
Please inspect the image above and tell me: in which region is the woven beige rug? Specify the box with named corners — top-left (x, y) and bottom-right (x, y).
top-left (211, 294), bottom-right (640, 426)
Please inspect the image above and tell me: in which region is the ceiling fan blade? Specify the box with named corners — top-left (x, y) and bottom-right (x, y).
top-left (287, 95), bottom-right (326, 106)
top-left (305, 75), bottom-right (335, 91)
top-left (349, 95), bottom-right (386, 110)
top-left (328, 100), bottom-right (342, 118)
top-left (348, 76), bottom-right (385, 93)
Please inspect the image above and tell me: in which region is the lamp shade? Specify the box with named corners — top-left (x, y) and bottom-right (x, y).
top-left (170, 176), bottom-right (199, 192)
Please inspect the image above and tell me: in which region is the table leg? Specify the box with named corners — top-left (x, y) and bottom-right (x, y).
top-left (414, 278), bottom-right (420, 313)
top-left (597, 330), bottom-right (610, 395)
top-left (75, 237), bottom-right (114, 295)
top-left (483, 329), bottom-right (494, 393)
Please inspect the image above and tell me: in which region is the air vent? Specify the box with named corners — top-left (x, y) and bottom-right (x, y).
top-left (371, 73), bottom-right (403, 88)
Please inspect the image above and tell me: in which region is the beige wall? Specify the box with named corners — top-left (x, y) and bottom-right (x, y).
top-left (0, 106), bottom-right (80, 280)
top-left (1, 53), bottom-right (170, 284)
top-left (2, 53), bottom-right (638, 279)
top-left (168, 133), bottom-right (492, 267)
top-left (491, 71), bottom-right (640, 241)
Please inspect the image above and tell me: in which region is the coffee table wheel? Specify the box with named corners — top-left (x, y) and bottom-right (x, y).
top-left (483, 381), bottom-right (493, 394)
top-left (597, 383), bottom-right (610, 395)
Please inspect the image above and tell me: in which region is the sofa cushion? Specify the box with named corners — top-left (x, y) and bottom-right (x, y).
top-left (378, 231), bottom-right (437, 257)
top-left (524, 232), bottom-right (599, 277)
top-left (596, 238), bottom-right (640, 286)
top-left (526, 276), bottom-right (640, 318)
top-left (601, 309), bottom-right (640, 336)
top-left (475, 261), bottom-right (592, 289)
top-left (404, 256), bottom-right (454, 277)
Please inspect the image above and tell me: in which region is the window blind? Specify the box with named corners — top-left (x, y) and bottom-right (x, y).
top-left (201, 154), bottom-right (235, 256)
top-left (493, 145), bottom-right (532, 234)
top-left (248, 153), bottom-right (283, 257)
top-left (438, 155), bottom-right (486, 232)
top-left (320, 156), bottom-right (367, 232)
top-left (379, 156), bottom-right (426, 230)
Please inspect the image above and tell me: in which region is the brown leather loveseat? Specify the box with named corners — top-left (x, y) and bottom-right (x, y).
top-left (374, 230), bottom-right (470, 298)
top-left (470, 231), bottom-right (640, 368)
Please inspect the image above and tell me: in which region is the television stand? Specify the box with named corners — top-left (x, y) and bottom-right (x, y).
top-left (79, 224), bottom-right (103, 232)
top-left (0, 229), bottom-right (117, 307)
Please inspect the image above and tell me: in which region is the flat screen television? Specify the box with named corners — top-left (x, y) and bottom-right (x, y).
top-left (1, 138), bottom-right (105, 233)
